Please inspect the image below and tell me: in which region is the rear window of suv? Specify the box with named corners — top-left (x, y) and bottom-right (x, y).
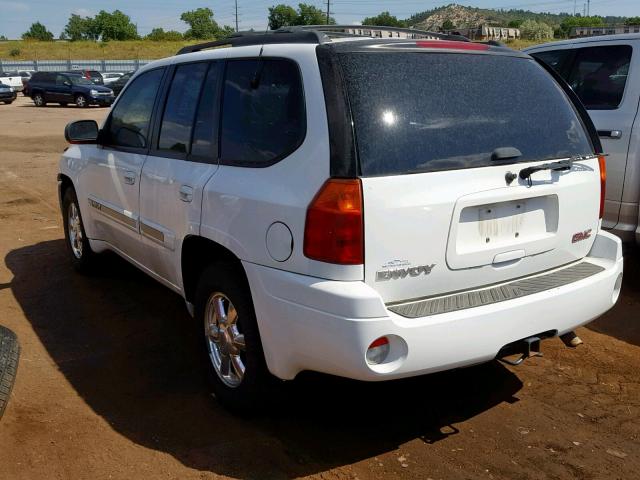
top-left (338, 52), bottom-right (593, 176)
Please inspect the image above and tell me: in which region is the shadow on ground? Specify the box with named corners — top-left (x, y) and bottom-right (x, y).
top-left (588, 248), bottom-right (640, 347)
top-left (7, 240), bottom-right (523, 478)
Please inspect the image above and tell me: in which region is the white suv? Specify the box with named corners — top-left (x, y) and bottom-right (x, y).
top-left (58, 29), bottom-right (623, 411)
top-left (524, 34), bottom-right (640, 245)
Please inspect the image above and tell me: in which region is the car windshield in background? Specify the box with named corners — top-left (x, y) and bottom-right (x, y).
top-left (0, 72), bottom-right (18, 77)
top-left (338, 52), bottom-right (594, 176)
top-left (69, 76), bottom-right (93, 85)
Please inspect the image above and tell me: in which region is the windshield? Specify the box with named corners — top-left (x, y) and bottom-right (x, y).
top-left (338, 52), bottom-right (594, 176)
top-left (69, 76), bottom-right (93, 86)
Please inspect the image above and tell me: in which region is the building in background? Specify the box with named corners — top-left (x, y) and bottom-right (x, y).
top-left (449, 25), bottom-right (520, 41)
top-left (571, 25), bottom-right (640, 38)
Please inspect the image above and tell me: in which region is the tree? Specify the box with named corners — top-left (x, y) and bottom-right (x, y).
top-left (93, 10), bottom-right (138, 41)
top-left (520, 19), bottom-right (554, 41)
top-left (145, 28), bottom-right (183, 41)
top-left (362, 11), bottom-right (407, 28)
top-left (64, 13), bottom-right (98, 41)
top-left (181, 7), bottom-right (222, 39)
top-left (268, 5), bottom-right (298, 29)
top-left (626, 17), bottom-right (640, 26)
top-left (0, 35), bottom-right (7, 41)
top-left (442, 19), bottom-right (455, 30)
top-left (507, 19), bottom-right (523, 28)
top-left (268, 3), bottom-right (334, 30)
top-left (22, 22), bottom-right (54, 41)
top-left (559, 16), bottom-right (604, 37)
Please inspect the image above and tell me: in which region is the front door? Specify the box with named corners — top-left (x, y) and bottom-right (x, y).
top-left (79, 67), bottom-right (165, 261)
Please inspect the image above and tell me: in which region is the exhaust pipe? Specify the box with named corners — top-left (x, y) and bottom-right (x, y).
top-left (560, 331), bottom-right (583, 348)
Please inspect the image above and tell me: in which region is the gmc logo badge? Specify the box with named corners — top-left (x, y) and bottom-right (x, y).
top-left (572, 229), bottom-right (592, 243)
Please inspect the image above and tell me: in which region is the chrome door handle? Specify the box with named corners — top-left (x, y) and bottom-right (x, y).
top-left (179, 185), bottom-right (194, 203)
top-left (123, 171), bottom-right (136, 185)
top-left (597, 130), bottom-right (622, 139)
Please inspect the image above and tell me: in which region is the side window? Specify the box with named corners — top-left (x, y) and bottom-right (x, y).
top-left (106, 68), bottom-right (164, 149)
top-left (158, 62), bottom-right (208, 153)
top-left (56, 74), bottom-right (68, 86)
top-left (566, 45), bottom-right (632, 110)
top-left (220, 58), bottom-right (306, 167)
top-left (191, 62), bottom-right (222, 161)
top-left (530, 49), bottom-right (571, 74)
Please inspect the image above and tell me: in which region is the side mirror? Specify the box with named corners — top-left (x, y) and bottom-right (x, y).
top-left (65, 120), bottom-right (99, 144)
top-left (63, 81), bottom-right (71, 87)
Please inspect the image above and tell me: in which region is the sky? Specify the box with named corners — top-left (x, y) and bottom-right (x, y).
top-left (0, 0), bottom-right (638, 39)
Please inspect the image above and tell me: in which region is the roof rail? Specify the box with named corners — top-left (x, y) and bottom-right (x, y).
top-left (294, 24), bottom-right (470, 42)
top-left (176, 29), bottom-right (329, 55)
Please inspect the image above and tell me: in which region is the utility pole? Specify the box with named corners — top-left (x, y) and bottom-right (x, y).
top-left (235, 0), bottom-right (239, 32)
top-left (326, 0), bottom-right (330, 25)
top-left (587, 0), bottom-right (590, 17)
top-left (573, 0), bottom-right (577, 16)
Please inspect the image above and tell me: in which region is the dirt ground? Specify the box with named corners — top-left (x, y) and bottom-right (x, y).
top-left (0, 95), bottom-right (638, 480)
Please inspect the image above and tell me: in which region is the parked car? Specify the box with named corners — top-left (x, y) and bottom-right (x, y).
top-left (109, 71), bottom-right (133, 97)
top-left (58, 30), bottom-right (623, 412)
top-left (63, 69), bottom-right (104, 85)
top-left (0, 72), bottom-right (23, 92)
top-left (524, 34), bottom-right (640, 245)
top-left (102, 72), bottom-right (123, 85)
top-left (29, 72), bottom-right (114, 107)
top-left (0, 83), bottom-right (17, 104)
top-left (18, 70), bottom-right (35, 95)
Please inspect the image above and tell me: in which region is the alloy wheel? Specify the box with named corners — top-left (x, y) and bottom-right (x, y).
top-left (67, 202), bottom-right (83, 259)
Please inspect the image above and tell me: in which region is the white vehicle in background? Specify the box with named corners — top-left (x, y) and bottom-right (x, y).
top-left (57, 28), bottom-right (623, 412)
top-left (525, 34), bottom-right (640, 245)
top-left (0, 72), bottom-right (24, 92)
top-left (102, 72), bottom-right (124, 85)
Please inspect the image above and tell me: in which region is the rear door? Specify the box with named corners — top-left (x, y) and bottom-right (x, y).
top-left (139, 61), bottom-right (221, 287)
top-left (531, 42), bottom-right (639, 230)
top-left (338, 50), bottom-right (601, 304)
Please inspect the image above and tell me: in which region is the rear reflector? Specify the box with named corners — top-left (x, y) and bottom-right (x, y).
top-left (366, 337), bottom-right (390, 365)
top-left (415, 40), bottom-right (489, 51)
top-left (304, 179), bottom-right (363, 265)
top-left (598, 155), bottom-right (606, 219)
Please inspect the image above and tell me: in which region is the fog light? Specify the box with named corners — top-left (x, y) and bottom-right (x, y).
top-left (366, 336), bottom-right (390, 365)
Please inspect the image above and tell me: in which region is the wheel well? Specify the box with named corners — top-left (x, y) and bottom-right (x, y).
top-left (57, 174), bottom-right (73, 210)
top-left (181, 236), bottom-right (246, 304)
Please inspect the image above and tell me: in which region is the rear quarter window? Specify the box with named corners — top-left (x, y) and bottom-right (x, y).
top-left (338, 52), bottom-right (593, 176)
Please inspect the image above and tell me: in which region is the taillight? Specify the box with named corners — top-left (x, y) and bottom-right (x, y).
top-left (598, 155), bottom-right (606, 219)
top-left (304, 179), bottom-right (363, 265)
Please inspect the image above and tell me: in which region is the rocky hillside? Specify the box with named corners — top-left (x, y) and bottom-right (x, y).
top-left (406, 4), bottom-right (626, 29)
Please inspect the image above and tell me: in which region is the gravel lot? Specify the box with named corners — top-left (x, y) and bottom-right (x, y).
top-left (0, 95), bottom-right (638, 480)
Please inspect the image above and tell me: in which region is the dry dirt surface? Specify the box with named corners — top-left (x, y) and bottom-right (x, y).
top-left (0, 95), bottom-right (638, 480)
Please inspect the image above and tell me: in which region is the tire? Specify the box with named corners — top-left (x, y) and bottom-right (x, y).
top-left (0, 326), bottom-right (20, 421)
top-left (3, 101), bottom-right (12, 105)
top-left (62, 187), bottom-right (96, 273)
top-left (75, 94), bottom-right (88, 108)
top-left (32, 93), bottom-right (45, 107)
top-left (59, 102), bottom-right (68, 107)
top-left (195, 263), bottom-right (277, 413)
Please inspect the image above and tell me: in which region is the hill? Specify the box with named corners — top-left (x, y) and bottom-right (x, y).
top-left (406, 4), bottom-right (626, 29)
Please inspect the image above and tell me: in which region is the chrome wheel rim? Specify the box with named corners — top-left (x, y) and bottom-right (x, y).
top-left (67, 202), bottom-right (83, 259)
top-left (34, 95), bottom-right (43, 106)
top-left (204, 292), bottom-right (245, 388)
top-left (76, 96), bottom-right (86, 107)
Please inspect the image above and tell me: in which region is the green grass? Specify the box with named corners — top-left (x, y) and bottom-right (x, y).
top-left (0, 40), bottom-right (200, 60)
top-left (0, 38), bottom-right (553, 61)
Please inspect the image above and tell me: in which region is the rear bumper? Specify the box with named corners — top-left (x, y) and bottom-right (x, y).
top-left (244, 231), bottom-right (623, 381)
top-left (0, 92), bottom-right (16, 102)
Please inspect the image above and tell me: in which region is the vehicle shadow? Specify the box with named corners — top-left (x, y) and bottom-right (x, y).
top-left (6, 240), bottom-right (523, 478)
top-left (587, 248), bottom-right (640, 347)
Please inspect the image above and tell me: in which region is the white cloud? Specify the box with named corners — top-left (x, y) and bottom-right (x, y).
top-left (0, 1), bottom-right (29, 12)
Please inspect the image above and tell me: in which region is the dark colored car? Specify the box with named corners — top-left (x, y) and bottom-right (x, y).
top-left (0, 82), bottom-right (17, 104)
top-left (110, 70), bottom-right (134, 97)
top-left (63, 69), bottom-right (104, 85)
top-left (28, 72), bottom-right (114, 108)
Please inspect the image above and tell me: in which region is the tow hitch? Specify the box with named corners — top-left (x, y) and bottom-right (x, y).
top-left (497, 334), bottom-right (548, 366)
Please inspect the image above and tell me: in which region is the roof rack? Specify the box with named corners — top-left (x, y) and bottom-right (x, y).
top-left (296, 24), bottom-right (470, 42)
top-left (176, 29), bottom-right (329, 55)
top-left (176, 25), bottom-right (470, 55)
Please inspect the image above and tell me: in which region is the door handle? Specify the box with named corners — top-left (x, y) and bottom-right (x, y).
top-left (179, 185), bottom-right (194, 203)
top-left (123, 171), bottom-right (136, 185)
top-left (597, 130), bottom-right (622, 139)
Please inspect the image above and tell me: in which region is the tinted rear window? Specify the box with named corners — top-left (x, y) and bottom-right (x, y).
top-left (339, 53), bottom-right (593, 176)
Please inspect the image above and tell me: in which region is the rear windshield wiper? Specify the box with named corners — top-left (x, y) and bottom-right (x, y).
top-left (519, 159), bottom-right (573, 185)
